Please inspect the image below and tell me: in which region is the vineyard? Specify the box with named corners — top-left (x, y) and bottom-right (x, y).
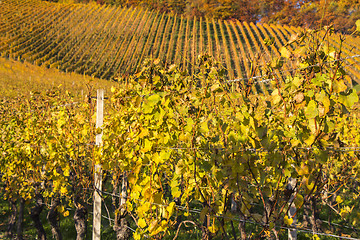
top-left (1, 16), bottom-right (360, 239)
top-left (2, 0), bottom-right (360, 239)
top-left (1, 0), bottom-right (360, 86)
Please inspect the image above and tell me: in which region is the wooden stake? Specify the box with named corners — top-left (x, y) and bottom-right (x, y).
top-left (93, 89), bottom-right (104, 240)
top-left (288, 177), bottom-right (297, 240)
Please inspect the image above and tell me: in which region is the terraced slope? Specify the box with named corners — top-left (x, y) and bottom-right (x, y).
top-left (1, 0), bottom-right (360, 84)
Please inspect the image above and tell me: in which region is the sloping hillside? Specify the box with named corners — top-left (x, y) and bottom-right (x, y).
top-left (1, 0), bottom-right (359, 84)
top-left (0, 57), bottom-right (114, 98)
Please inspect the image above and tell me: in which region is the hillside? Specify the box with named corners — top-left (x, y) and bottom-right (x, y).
top-left (0, 57), bottom-right (114, 98)
top-left (1, 0), bottom-right (360, 85)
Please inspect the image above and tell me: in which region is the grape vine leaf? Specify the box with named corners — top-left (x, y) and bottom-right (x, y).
top-left (305, 100), bottom-right (318, 119)
top-left (356, 19), bottom-right (360, 32)
top-left (339, 89), bottom-right (359, 108)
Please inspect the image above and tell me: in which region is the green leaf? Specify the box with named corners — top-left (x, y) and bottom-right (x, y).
top-left (263, 186), bottom-right (272, 198)
top-left (325, 120), bottom-right (335, 132)
top-left (294, 194), bottom-right (304, 208)
top-left (199, 120), bottom-right (209, 133)
top-left (312, 74), bottom-right (329, 87)
top-left (292, 76), bottom-right (303, 87)
top-left (184, 118), bottom-right (195, 133)
top-left (306, 90), bottom-right (314, 98)
top-left (147, 94), bottom-right (161, 106)
top-left (339, 89), bottom-right (359, 108)
top-left (200, 206), bottom-right (209, 223)
top-left (172, 187), bottom-right (181, 198)
top-left (305, 100), bottom-right (318, 119)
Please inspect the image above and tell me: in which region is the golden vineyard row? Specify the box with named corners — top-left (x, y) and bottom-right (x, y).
top-left (1, 0), bottom-right (360, 85)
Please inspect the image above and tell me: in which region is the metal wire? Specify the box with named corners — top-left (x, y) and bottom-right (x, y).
top-left (227, 54), bottom-right (360, 84)
top-left (158, 146), bottom-right (360, 153)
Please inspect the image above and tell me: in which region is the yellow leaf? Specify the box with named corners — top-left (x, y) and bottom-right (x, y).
top-left (141, 139), bottom-right (152, 153)
top-left (138, 128), bottom-right (149, 138)
top-left (184, 118), bottom-right (195, 133)
top-left (148, 220), bottom-right (158, 233)
top-left (147, 94), bottom-right (161, 106)
top-left (280, 47), bottom-right (291, 58)
top-left (210, 83), bottom-right (222, 93)
top-left (166, 202), bottom-right (176, 217)
top-left (313, 234), bottom-right (321, 240)
top-left (333, 79), bottom-right (347, 93)
top-left (208, 224), bottom-right (218, 234)
top-left (63, 211), bottom-right (69, 217)
top-left (336, 195), bottom-right (343, 204)
top-left (298, 164), bottom-right (309, 176)
top-left (284, 215), bottom-right (294, 226)
top-left (271, 89), bottom-right (282, 105)
top-left (138, 218), bottom-right (147, 228)
top-left (304, 135), bottom-right (315, 145)
top-left (60, 186), bottom-right (67, 195)
top-left (133, 232), bottom-right (141, 240)
top-left (292, 76), bottom-right (303, 87)
top-left (200, 120), bottom-right (209, 133)
top-left (306, 181), bottom-right (315, 190)
top-left (172, 187), bottom-right (181, 198)
top-left (308, 119), bottom-right (317, 134)
top-left (63, 167), bottom-right (70, 177)
top-left (356, 19), bottom-right (360, 32)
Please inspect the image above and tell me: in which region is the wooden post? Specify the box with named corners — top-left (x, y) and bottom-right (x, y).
top-left (93, 89), bottom-right (104, 240)
top-left (288, 177), bottom-right (297, 240)
top-left (120, 172), bottom-right (127, 212)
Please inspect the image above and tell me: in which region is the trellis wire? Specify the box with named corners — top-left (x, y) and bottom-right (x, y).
top-left (160, 146), bottom-right (360, 153)
top-left (227, 54), bottom-right (360, 84)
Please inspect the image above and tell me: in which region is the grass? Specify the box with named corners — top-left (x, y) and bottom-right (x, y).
top-left (0, 192), bottom-right (117, 239)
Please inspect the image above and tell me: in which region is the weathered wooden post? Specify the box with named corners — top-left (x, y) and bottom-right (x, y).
top-left (93, 89), bottom-right (104, 240)
top-left (288, 177), bottom-right (297, 240)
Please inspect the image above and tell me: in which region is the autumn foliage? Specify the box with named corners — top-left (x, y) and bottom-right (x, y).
top-left (62, 0), bottom-right (360, 34)
top-left (1, 24), bottom-right (360, 239)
